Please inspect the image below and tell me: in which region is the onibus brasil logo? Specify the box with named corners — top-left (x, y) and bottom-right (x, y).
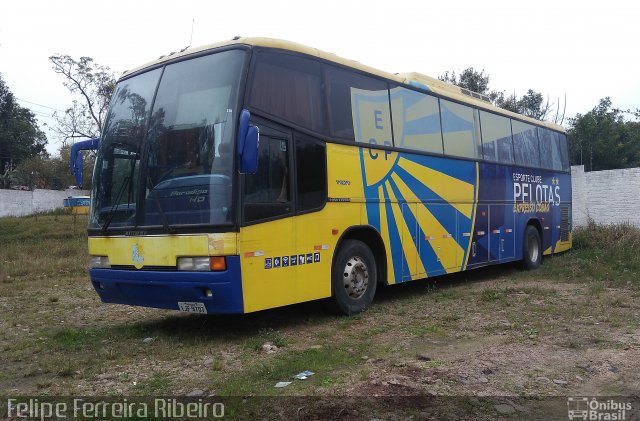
top-left (567, 397), bottom-right (632, 420)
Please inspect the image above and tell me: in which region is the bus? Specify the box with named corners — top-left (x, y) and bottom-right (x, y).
top-left (88, 37), bottom-right (572, 316)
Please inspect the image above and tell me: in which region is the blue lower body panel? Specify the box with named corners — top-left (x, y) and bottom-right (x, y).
top-left (89, 256), bottom-right (244, 314)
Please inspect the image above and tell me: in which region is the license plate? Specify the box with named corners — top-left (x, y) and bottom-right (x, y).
top-left (178, 302), bottom-right (207, 314)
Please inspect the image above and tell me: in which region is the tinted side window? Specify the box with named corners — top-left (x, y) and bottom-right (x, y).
top-left (512, 120), bottom-right (540, 167)
top-left (243, 135), bottom-right (291, 222)
top-left (550, 131), bottom-right (564, 171)
top-left (249, 52), bottom-right (324, 133)
top-left (538, 128), bottom-right (554, 169)
top-left (480, 110), bottom-right (513, 163)
top-left (324, 65), bottom-right (390, 141)
top-left (559, 133), bottom-right (570, 171)
top-left (441, 100), bottom-right (481, 159)
top-left (295, 134), bottom-right (327, 212)
top-left (390, 87), bottom-right (443, 154)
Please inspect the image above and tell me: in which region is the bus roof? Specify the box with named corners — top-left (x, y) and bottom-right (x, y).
top-left (123, 37), bottom-right (565, 132)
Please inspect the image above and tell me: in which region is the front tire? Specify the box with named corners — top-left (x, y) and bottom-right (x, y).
top-left (330, 240), bottom-right (377, 315)
top-left (523, 225), bottom-right (542, 270)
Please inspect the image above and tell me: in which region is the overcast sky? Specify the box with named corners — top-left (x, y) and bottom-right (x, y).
top-left (1, 0), bottom-right (638, 155)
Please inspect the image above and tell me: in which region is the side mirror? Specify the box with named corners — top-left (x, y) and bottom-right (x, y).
top-left (237, 109), bottom-right (259, 174)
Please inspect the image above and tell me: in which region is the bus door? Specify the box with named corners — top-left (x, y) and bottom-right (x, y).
top-left (239, 124), bottom-right (297, 311)
top-left (469, 204), bottom-right (489, 266)
top-left (489, 205), bottom-right (515, 261)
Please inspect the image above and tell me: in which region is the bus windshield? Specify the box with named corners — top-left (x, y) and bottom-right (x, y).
top-left (90, 49), bottom-right (245, 230)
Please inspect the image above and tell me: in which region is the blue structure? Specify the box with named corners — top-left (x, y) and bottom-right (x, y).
top-left (69, 138), bottom-right (100, 188)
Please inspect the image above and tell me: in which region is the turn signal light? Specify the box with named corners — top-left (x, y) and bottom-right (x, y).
top-left (210, 256), bottom-right (226, 271)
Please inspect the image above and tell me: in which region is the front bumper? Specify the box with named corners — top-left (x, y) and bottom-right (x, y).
top-left (89, 256), bottom-right (244, 314)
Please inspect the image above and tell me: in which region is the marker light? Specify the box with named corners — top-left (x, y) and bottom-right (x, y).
top-left (90, 255), bottom-right (110, 269)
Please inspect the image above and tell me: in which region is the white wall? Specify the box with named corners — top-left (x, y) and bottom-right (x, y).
top-left (572, 165), bottom-right (640, 227)
top-left (0, 189), bottom-right (89, 218)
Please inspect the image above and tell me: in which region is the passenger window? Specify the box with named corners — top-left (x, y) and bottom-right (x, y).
top-left (480, 111), bottom-right (513, 163)
top-left (243, 135), bottom-right (291, 222)
top-left (249, 51), bottom-right (325, 133)
top-left (550, 131), bottom-right (564, 171)
top-left (537, 128), bottom-right (554, 169)
top-left (390, 87), bottom-right (443, 154)
top-left (295, 134), bottom-right (327, 212)
top-left (512, 120), bottom-right (540, 167)
top-left (559, 133), bottom-right (570, 171)
top-left (441, 100), bottom-right (481, 159)
top-left (324, 65), bottom-right (390, 141)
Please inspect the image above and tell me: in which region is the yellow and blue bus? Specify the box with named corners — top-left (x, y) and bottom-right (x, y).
top-left (88, 38), bottom-right (571, 316)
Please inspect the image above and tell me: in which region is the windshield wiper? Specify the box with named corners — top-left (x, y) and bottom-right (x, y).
top-left (101, 175), bottom-right (131, 233)
top-left (147, 174), bottom-right (176, 234)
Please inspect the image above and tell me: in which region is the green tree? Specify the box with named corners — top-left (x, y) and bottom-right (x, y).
top-left (493, 92), bottom-right (520, 113)
top-left (567, 98), bottom-right (640, 171)
top-left (439, 67), bottom-right (491, 94)
top-left (0, 73), bottom-right (48, 180)
top-left (13, 155), bottom-right (73, 190)
top-left (439, 68), bottom-right (554, 121)
top-left (516, 89), bottom-right (552, 120)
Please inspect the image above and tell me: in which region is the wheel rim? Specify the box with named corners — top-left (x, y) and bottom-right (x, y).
top-left (528, 234), bottom-right (539, 263)
top-left (343, 256), bottom-right (369, 299)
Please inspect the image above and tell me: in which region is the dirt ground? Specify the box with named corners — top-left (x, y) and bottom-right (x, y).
top-left (2, 215), bottom-right (639, 419)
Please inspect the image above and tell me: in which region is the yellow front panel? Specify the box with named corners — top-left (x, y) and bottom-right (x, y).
top-left (89, 233), bottom-right (237, 269)
top-left (208, 233), bottom-right (239, 256)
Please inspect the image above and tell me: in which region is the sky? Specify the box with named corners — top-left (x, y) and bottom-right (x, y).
top-left (1, 0), bottom-right (639, 155)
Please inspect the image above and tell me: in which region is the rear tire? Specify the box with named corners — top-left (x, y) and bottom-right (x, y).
top-left (522, 225), bottom-right (542, 270)
top-left (329, 240), bottom-right (377, 316)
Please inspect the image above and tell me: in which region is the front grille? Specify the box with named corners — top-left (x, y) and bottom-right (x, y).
top-left (110, 265), bottom-right (177, 271)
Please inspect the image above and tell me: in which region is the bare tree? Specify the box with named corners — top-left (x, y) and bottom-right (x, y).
top-left (49, 55), bottom-right (117, 144)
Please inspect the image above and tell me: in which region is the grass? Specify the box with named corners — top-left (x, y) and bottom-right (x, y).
top-left (215, 346), bottom-right (356, 395)
top-left (1, 212), bottom-right (639, 414)
top-left (242, 328), bottom-right (289, 352)
top-left (133, 373), bottom-right (173, 394)
top-left (560, 220), bottom-right (640, 285)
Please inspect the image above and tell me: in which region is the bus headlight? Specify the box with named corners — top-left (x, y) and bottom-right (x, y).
top-left (90, 255), bottom-right (111, 268)
top-left (177, 257), bottom-right (227, 271)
